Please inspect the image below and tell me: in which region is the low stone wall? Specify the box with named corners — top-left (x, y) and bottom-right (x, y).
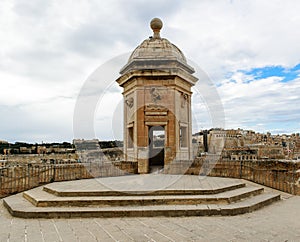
top-left (113, 161), bottom-right (138, 174)
top-left (0, 162), bottom-right (133, 198)
top-left (1, 158), bottom-right (299, 197)
top-left (166, 158), bottom-right (300, 195)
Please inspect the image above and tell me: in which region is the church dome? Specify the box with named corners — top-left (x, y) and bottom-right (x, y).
top-left (120, 18), bottom-right (194, 75)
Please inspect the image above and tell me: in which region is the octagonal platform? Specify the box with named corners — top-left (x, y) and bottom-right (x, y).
top-left (3, 174), bottom-right (280, 218)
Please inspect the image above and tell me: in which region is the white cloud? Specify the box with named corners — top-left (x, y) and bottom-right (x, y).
top-left (167, 0), bottom-right (300, 80)
top-left (0, 0), bottom-right (300, 142)
top-left (218, 74), bottom-right (300, 133)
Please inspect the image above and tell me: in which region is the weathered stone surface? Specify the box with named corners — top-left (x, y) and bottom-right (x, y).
top-left (116, 19), bottom-right (198, 173)
top-left (1, 194), bottom-right (300, 241)
top-left (3, 175), bottom-right (280, 218)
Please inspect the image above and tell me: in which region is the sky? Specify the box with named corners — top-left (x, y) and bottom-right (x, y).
top-left (0, 0), bottom-right (299, 143)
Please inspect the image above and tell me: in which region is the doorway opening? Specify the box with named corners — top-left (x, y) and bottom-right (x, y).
top-left (148, 126), bottom-right (165, 170)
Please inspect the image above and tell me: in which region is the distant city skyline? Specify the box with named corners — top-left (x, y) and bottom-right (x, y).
top-left (0, 1), bottom-right (299, 143)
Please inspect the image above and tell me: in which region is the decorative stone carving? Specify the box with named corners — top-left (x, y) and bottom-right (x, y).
top-left (145, 104), bottom-right (168, 112)
top-left (181, 93), bottom-right (188, 107)
top-left (150, 87), bottom-right (161, 103)
top-left (125, 97), bottom-right (134, 108)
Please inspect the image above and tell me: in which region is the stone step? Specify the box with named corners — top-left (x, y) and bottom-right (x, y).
top-left (23, 186), bottom-right (264, 207)
top-left (43, 181), bottom-right (246, 197)
top-left (3, 193), bottom-right (280, 218)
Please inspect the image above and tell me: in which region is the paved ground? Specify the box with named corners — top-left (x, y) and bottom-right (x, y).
top-left (1, 179), bottom-right (299, 241)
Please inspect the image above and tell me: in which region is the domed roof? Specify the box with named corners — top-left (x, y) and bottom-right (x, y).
top-left (128, 38), bottom-right (187, 63)
top-left (120, 18), bottom-right (194, 75)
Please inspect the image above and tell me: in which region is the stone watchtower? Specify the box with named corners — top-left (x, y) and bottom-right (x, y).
top-left (116, 18), bottom-right (198, 173)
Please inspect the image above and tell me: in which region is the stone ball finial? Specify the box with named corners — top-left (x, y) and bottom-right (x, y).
top-left (150, 18), bottom-right (163, 39)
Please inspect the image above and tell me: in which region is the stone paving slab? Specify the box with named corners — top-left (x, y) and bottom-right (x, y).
top-left (43, 174), bottom-right (246, 196)
top-left (1, 175), bottom-right (295, 240)
top-left (1, 195), bottom-right (300, 241)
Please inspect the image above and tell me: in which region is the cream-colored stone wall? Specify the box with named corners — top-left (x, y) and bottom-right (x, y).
top-left (119, 74), bottom-right (195, 173)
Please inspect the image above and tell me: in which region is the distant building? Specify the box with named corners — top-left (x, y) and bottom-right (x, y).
top-left (194, 128), bottom-right (299, 160)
